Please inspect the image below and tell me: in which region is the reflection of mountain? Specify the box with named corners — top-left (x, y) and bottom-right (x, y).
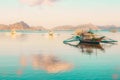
top-left (20, 54), bottom-right (72, 73)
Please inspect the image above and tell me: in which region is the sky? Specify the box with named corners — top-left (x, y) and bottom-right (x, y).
top-left (0, 0), bottom-right (120, 28)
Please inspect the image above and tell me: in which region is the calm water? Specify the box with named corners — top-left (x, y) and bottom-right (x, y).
top-left (0, 31), bottom-right (120, 80)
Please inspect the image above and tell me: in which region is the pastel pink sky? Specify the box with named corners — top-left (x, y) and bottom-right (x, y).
top-left (20, 0), bottom-right (58, 6)
top-left (0, 0), bottom-right (120, 27)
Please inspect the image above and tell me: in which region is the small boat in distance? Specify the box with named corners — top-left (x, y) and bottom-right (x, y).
top-left (110, 29), bottom-right (117, 33)
top-left (48, 31), bottom-right (54, 36)
top-left (11, 29), bottom-right (16, 35)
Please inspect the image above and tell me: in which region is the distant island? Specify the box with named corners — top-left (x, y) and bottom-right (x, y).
top-left (0, 21), bottom-right (46, 31)
top-left (0, 21), bottom-right (120, 31)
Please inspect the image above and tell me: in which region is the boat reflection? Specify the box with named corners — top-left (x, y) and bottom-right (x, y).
top-left (78, 43), bottom-right (105, 54)
top-left (5, 31), bottom-right (27, 39)
top-left (19, 54), bottom-right (72, 73)
top-left (10, 33), bottom-right (28, 41)
top-left (64, 42), bottom-right (116, 55)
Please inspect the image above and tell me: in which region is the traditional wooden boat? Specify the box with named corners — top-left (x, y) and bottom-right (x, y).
top-left (49, 31), bottom-right (54, 36)
top-left (80, 36), bottom-right (105, 44)
top-left (11, 29), bottom-right (16, 35)
top-left (79, 32), bottom-right (105, 44)
top-left (63, 30), bottom-right (117, 44)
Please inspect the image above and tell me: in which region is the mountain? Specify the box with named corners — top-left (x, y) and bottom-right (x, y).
top-left (29, 26), bottom-right (47, 30)
top-left (74, 23), bottom-right (100, 30)
top-left (52, 23), bottom-right (99, 31)
top-left (0, 21), bottom-right (120, 31)
top-left (98, 25), bottom-right (120, 30)
top-left (9, 21), bottom-right (30, 30)
top-left (0, 21), bottom-right (47, 31)
top-left (0, 24), bottom-right (9, 30)
top-left (52, 25), bottom-right (74, 30)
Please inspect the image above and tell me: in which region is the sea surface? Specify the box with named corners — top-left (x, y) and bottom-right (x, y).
top-left (0, 30), bottom-right (120, 80)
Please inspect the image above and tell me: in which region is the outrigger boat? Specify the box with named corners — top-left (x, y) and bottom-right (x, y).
top-left (48, 31), bottom-right (54, 36)
top-left (11, 29), bottom-right (16, 35)
top-left (63, 30), bottom-right (117, 44)
top-left (79, 31), bottom-right (105, 44)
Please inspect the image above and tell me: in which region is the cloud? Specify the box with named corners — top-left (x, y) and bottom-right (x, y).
top-left (20, 0), bottom-right (59, 6)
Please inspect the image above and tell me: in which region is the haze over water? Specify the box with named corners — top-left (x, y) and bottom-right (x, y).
top-left (0, 31), bottom-right (120, 80)
top-left (0, 0), bottom-right (120, 79)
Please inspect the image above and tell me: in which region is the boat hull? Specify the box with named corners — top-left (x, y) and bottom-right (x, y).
top-left (80, 40), bottom-right (100, 44)
top-left (79, 36), bottom-right (105, 44)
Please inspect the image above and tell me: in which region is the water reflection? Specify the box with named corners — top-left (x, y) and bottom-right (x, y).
top-left (77, 43), bottom-right (105, 54)
top-left (20, 54), bottom-right (27, 67)
top-left (2, 32), bottom-right (28, 41)
top-left (112, 74), bottom-right (119, 80)
top-left (64, 42), bottom-right (116, 55)
top-left (16, 69), bottom-right (23, 76)
top-left (48, 34), bottom-right (54, 40)
top-left (20, 54), bottom-right (73, 73)
top-left (10, 33), bottom-right (17, 38)
top-left (10, 33), bottom-right (27, 39)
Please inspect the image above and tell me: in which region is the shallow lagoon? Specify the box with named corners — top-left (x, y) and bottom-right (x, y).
top-left (0, 31), bottom-right (120, 80)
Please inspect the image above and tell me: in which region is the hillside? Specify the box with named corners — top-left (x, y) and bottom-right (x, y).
top-left (9, 21), bottom-right (30, 30)
top-left (52, 25), bottom-right (74, 30)
top-left (52, 23), bottom-right (100, 31)
top-left (98, 25), bottom-right (120, 30)
top-left (0, 21), bottom-right (46, 31)
top-left (0, 24), bottom-right (9, 30)
top-left (0, 21), bottom-right (120, 31)
top-left (74, 23), bottom-right (100, 30)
